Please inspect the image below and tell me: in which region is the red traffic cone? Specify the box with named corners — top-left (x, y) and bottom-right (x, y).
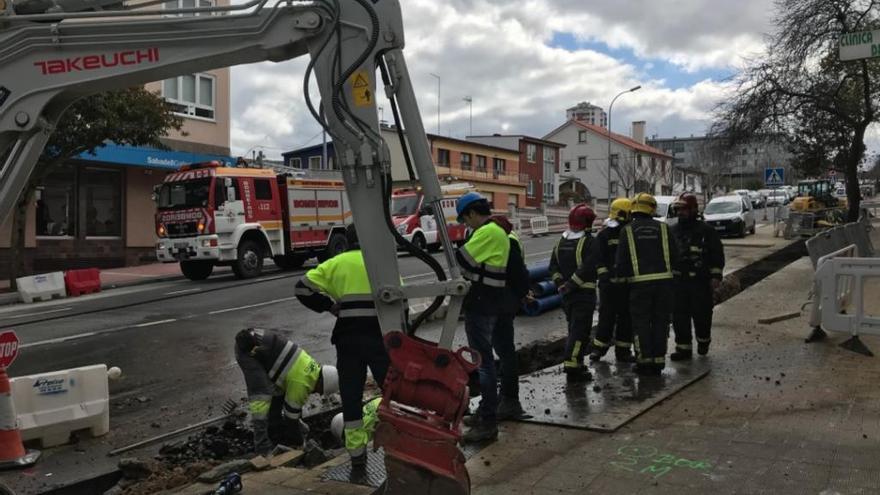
top-left (0, 367), bottom-right (39, 469)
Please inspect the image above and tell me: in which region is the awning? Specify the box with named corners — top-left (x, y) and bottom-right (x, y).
top-left (78, 143), bottom-right (234, 171)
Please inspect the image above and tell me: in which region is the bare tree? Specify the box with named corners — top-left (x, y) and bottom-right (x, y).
top-left (713, 0), bottom-right (880, 221)
top-left (690, 139), bottom-right (732, 198)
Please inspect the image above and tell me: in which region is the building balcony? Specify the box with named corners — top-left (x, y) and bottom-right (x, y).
top-left (435, 166), bottom-right (527, 186)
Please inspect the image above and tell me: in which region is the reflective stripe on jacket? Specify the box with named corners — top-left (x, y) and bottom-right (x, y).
top-left (596, 224), bottom-right (626, 284)
top-left (549, 231), bottom-right (599, 297)
top-left (456, 221), bottom-right (510, 314)
top-left (344, 397), bottom-right (382, 456)
top-left (616, 215), bottom-right (678, 284)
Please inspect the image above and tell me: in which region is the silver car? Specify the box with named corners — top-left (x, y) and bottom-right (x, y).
top-left (703, 195), bottom-right (756, 237)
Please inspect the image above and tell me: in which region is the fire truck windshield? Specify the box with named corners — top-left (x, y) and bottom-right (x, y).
top-left (391, 195), bottom-right (420, 217)
top-left (157, 179), bottom-right (212, 210)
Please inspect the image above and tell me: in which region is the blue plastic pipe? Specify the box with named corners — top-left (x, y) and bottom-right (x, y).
top-left (531, 280), bottom-right (557, 298)
top-left (522, 294), bottom-right (563, 316)
top-left (527, 264), bottom-right (551, 282)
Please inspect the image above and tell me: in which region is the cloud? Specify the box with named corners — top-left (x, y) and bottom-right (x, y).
top-left (228, 0), bottom-right (771, 159)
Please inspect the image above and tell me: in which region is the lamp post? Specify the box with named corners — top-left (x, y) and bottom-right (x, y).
top-left (463, 96), bottom-right (473, 136)
top-left (607, 85), bottom-right (641, 209)
top-left (429, 73), bottom-right (441, 135)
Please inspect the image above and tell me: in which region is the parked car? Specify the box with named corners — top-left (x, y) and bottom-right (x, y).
top-left (834, 186), bottom-right (847, 199)
top-left (652, 195), bottom-right (678, 227)
top-left (703, 195), bottom-right (756, 238)
top-left (783, 185), bottom-right (797, 200)
top-left (748, 190), bottom-right (765, 208)
top-left (764, 189), bottom-right (789, 206)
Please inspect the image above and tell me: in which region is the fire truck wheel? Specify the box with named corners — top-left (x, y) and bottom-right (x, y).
top-left (318, 233), bottom-right (348, 262)
top-left (180, 260), bottom-right (214, 281)
top-left (411, 233), bottom-right (427, 251)
top-left (232, 239), bottom-right (264, 279)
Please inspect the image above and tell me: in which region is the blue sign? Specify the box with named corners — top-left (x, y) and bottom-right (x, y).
top-left (764, 167), bottom-right (785, 187)
top-left (77, 143), bottom-right (234, 171)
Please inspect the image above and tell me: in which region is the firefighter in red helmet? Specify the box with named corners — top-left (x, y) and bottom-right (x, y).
top-left (549, 204), bottom-right (600, 382)
top-left (670, 193), bottom-right (725, 360)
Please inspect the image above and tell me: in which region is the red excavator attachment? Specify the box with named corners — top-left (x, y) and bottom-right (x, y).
top-left (374, 332), bottom-right (479, 495)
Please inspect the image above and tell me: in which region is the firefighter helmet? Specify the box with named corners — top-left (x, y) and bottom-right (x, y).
top-left (568, 204), bottom-right (596, 231)
top-left (631, 193), bottom-right (657, 216)
top-left (330, 412), bottom-right (344, 442)
top-left (673, 193), bottom-right (699, 219)
top-left (609, 197), bottom-right (632, 222)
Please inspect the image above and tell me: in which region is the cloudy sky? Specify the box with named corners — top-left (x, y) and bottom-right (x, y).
top-left (228, 0), bottom-right (878, 160)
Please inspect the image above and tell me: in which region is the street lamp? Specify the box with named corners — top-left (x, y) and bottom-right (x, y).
top-left (607, 85), bottom-right (641, 208)
top-left (463, 96), bottom-right (473, 136)
top-left (429, 73), bottom-right (441, 135)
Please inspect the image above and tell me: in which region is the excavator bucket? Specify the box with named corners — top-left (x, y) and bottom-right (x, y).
top-left (374, 332), bottom-right (479, 495)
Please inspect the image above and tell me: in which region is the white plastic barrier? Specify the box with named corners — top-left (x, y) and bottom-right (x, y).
top-left (11, 364), bottom-right (110, 448)
top-left (16, 271), bottom-right (66, 304)
top-left (815, 257), bottom-right (880, 337)
top-left (529, 216), bottom-right (549, 236)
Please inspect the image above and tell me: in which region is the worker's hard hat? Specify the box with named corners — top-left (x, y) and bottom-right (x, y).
top-left (321, 365), bottom-right (339, 396)
top-left (631, 193), bottom-right (657, 216)
top-left (330, 413), bottom-right (344, 442)
top-left (673, 193), bottom-right (699, 217)
top-left (455, 192), bottom-right (487, 223)
top-left (568, 204), bottom-right (596, 231)
top-left (609, 198), bottom-right (632, 222)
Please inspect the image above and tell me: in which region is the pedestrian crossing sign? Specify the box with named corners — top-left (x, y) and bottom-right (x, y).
top-left (764, 167), bottom-right (784, 187)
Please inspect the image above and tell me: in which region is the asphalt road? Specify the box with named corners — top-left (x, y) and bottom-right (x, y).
top-left (0, 227), bottom-right (777, 493)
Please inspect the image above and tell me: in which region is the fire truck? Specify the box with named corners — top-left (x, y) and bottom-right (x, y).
top-left (154, 162), bottom-right (351, 280)
top-left (391, 183), bottom-right (472, 251)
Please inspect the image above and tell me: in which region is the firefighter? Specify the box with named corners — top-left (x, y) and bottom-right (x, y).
top-left (294, 224), bottom-right (390, 467)
top-left (670, 193), bottom-right (725, 360)
top-left (615, 193), bottom-right (679, 377)
top-left (550, 204), bottom-right (600, 382)
top-left (455, 192), bottom-right (510, 443)
top-left (330, 397), bottom-right (382, 451)
top-left (590, 198), bottom-right (636, 363)
top-left (234, 328), bottom-right (339, 455)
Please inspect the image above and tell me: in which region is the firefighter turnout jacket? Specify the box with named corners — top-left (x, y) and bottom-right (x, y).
top-left (616, 214), bottom-right (679, 284)
top-left (595, 221), bottom-right (626, 285)
top-left (456, 220), bottom-right (511, 314)
top-left (550, 230), bottom-right (599, 298)
top-left (671, 219), bottom-right (725, 281)
top-left (295, 250), bottom-right (379, 343)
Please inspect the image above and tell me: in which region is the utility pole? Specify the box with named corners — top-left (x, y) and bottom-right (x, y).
top-left (463, 96), bottom-right (473, 136)
top-left (429, 73), bottom-right (441, 135)
top-left (607, 85), bottom-right (641, 209)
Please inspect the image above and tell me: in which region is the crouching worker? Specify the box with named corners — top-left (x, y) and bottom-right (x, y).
top-left (235, 328), bottom-right (339, 455)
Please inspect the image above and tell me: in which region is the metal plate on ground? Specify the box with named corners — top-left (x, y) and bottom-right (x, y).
top-left (321, 444), bottom-right (485, 488)
top-left (510, 357), bottom-right (710, 432)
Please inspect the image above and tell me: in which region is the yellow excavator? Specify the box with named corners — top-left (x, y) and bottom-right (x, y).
top-left (788, 179), bottom-right (848, 236)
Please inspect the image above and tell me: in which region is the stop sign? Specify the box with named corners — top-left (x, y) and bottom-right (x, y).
top-left (0, 330), bottom-right (20, 368)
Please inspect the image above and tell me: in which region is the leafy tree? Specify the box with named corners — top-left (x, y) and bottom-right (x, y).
top-left (713, 0), bottom-right (880, 220)
top-left (9, 88), bottom-right (184, 287)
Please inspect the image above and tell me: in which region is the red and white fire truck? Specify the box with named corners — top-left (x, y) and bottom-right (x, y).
top-left (390, 183), bottom-right (472, 251)
top-left (155, 162), bottom-right (352, 280)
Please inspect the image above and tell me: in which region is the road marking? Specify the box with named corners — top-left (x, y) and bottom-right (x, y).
top-left (22, 331), bottom-right (99, 348)
top-left (208, 297), bottom-right (297, 315)
top-left (101, 271), bottom-right (165, 278)
top-left (4, 307), bottom-right (72, 319)
top-left (134, 319), bottom-right (178, 328)
top-left (165, 288), bottom-right (202, 296)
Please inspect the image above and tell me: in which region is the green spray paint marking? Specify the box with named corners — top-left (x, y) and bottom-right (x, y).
top-left (610, 445), bottom-right (712, 479)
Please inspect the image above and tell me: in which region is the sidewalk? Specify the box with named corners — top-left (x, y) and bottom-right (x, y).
top-left (465, 246), bottom-right (880, 493)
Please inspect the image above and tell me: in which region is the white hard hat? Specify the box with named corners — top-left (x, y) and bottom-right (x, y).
top-left (330, 412), bottom-right (344, 442)
top-left (321, 365), bottom-right (339, 396)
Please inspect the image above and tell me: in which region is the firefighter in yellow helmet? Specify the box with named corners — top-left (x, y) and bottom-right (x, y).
top-left (615, 193), bottom-right (680, 376)
top-left (590, 198), bottom-right (636, 363)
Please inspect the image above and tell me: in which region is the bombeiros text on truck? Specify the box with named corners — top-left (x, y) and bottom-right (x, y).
top-left (154, 161), bottom-right (352, 280)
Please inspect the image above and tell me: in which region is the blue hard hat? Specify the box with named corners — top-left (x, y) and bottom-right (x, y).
top-left (456, 192), bottom-right (485, 223)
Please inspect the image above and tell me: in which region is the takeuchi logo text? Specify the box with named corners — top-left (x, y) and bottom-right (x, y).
top-left (34, 48), bottom-right (160, 75)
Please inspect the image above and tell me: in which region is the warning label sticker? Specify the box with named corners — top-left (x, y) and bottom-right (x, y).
top-left (350, 70), bottom-right (373, 107)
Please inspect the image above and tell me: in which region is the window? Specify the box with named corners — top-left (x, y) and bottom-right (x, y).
top-left (460, 153), bottom-right (472, 170)
top-left (578, 157), bottom-right (587, 170)
top-left (610, 154), bottom-right (619, 168)
top-left (164, 0), bottom-right (214, 16)
top-left (509, 194), bottom-right (519, 206)
top-left (610, 181), bottom-right (619, 196)
top-left (526, 144), bottom-right (537, 163)
top-left (36, 165), bottom-right (76, 237)
top-left (309, 156), bottom-right (322, 170)
top-left (543, 147), bottom-right (556, 165)
top-left (578, 130), bottom-right (587, 143)
top-left (543, 161), bottom-right (555, 201)
top-left (564, 161), bottom-right (571, 172)
top-left (290, 158), bottom-right (302, 169)
top-left (81, 168), bottom-right (122, 238)
top-left (527, 180), bottom-right (536, 198)
top-left (162, 73), bottom-right (216, 120)
top-left (493, 158), bottom-right (506, 173)
top-left (476, 155), bottom-right (487, 172)
top-left (437, 148), bottom-right (450, 166)
top-left (254, 179), bottom-right (273, 200)
top-left (673, 143), bottom-right (685, 153)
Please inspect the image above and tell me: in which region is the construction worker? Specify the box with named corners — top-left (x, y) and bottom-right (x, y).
top-left (294, 224), bottom-right (389, 467)
top-left (615, 193), bottom-right (679, 376)
top-left (670, 193), bottom-right (725, 360)
top-left (455, 192), bottom-right (510, 443)
top-left (590, 198), bottom-right (636, 363)
top-left (330, 397), bottom-right (381, 451)
top-left (550, 204), bottom-right (600, 382)
top-left (234, 328), bottom-right (339, 455)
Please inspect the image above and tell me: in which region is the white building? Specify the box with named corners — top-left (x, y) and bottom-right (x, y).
top-left (565, 102), bottom-right (608, 129)
top-left (544, 120), bottom-right (686, 204)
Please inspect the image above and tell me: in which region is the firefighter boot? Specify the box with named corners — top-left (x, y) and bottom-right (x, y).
top-left (697, 341), bottom-right (710, 356)
top-left (462, 421), bottom-right (498, 443)
top-left (589, 344), bottom-right (609, 362)
top-left (670, 349), bottom-right (693, 361)
top-left (615, 348), bottom-right (637, 363)
top-left (496, 397), bottom-right (526, 421)
top-left (635, 363), bottom-right (662, 376)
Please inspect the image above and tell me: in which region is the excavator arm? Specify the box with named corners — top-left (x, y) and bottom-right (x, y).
top-left (0, 1), bottom-right (474, 493)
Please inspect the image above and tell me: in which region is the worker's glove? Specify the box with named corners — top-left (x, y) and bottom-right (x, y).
top-left (711, 278), bottom-right (722, 291)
